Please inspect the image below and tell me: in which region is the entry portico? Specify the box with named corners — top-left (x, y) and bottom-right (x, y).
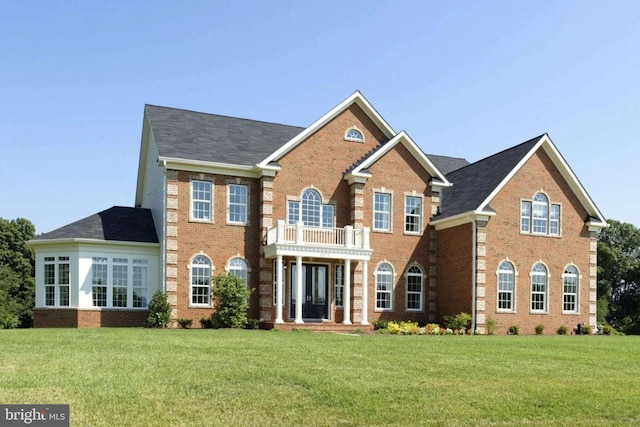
top-left (264, 220), bottom-right (372, 325)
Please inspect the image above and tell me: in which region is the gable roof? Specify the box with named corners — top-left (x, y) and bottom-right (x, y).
top-left (345, 131), bottom-right (451, 187)
top-left (432, 134), bottom-right (607, 228)
top-left (29, 207), bottom-right (158, 244)
top-left (145, 104), bottom-right (305, 167)
top-left (258, 91), bottom-right (396, 168)
top-left (426, 154), bottom-right (470, 175)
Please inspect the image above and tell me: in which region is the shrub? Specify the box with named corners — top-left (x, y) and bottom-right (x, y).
top-left (200, 316), bottom-right (213, 329)
top-left (145, 290), bottom-right (171, 328)
top-left (581, 325), bottom-right (593, 335)
top-left (387, 321), bottom-right (402, 335)
top-left (507, 325), bottom-right (520, 335)
top-left (177, 318), bottom-right (193, 329)
top-left (425, 323), bottom-right (441, 335)
top-left (535, 324), bottom-right (545, 335)
top-left (602, 325), bottom-right (614, 335)
top-left (244, 318), bottom-right (261, 329)
top-left (557, 325), bottom-right (569, 335)
top-left (210, 273), bottom-right (252, 328)
top-left (444, 312), bottom-right (471, 330)
top-left (485, 318), bottom-right (497, 335)
top-left (372, 319), bottom-right (388, 330)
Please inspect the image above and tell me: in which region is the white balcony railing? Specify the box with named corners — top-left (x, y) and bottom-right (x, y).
top-left (266, 220), bottom-right (370, 250)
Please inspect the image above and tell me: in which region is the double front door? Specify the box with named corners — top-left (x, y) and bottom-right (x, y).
top-left (289, 263), bottom-right (328, 320)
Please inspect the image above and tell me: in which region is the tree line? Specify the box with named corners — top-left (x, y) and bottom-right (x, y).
top-left (1, 216), bottom-right (640, 332)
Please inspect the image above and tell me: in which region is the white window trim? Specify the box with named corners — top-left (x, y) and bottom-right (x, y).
top-left (405, 264), bottom-right (424, 312)
top-left (344, 126), bottom-right (365, 143)
top-left (530, 262), bottom-right (549, 314)
top-left (287, 188), bottom-right (335, 228)
top-left (520, 192), bottom-right (562, 237)
top-left (496, 260), bottom-right (516, 313)
top-left (562, 264), bottom-right (580, 314)
top-left (44, 256), bottom-right (70, 307)
top-left (189, 254), bottom-right (213, 308)
top-left (190, 179), bottom-right (213, 223)
top-left (89, 257), bottom-right (150, 310)
top-left (227, 182), bottom-right (249, 226)
top-left (374, 262), bottom-right (394, 312)
top-left (373, 190), bottom-right (393, 233)
top-left (404, 193), bottom-right (423, 235)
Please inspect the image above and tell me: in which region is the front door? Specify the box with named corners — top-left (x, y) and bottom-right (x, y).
top-left (289, 264), bottom-right (328, 320)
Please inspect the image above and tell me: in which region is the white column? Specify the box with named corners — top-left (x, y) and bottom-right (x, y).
top-left (361, 260), bottom-right (369, 325)
top-left (343, 259), bottom-right (352, 325)
top-left (275, 255), bottom-right (284, 324)
top-left (295, 256), bottom-right (304, 324)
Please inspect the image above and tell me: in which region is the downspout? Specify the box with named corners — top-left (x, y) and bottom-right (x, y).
top-left (471, 219), bottom-right (477, 334)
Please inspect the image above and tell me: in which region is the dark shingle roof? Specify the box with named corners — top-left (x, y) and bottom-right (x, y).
top-left (435, 135), bottom-right (545, 220)
top-left (145, 105), bottom-right (305, 166)
top-left (35, 207), bottom-right (158, 243)
top-left (426, 154), bottom-right (470, 175)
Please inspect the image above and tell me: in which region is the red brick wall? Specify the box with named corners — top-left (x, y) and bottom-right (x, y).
top-left (34, 309), bottom-right (148, 328)
top-left (481, 149), bottom-right (592, 334)
top-left (170, 172), bottom-right (262, 325)
top-left (435, 223), bottom-right (473, 322)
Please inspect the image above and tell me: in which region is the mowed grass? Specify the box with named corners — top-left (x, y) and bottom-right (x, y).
top-left (0, 329), bottom-right (639, 426)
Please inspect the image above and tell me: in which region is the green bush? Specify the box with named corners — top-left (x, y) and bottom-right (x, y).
top-left (557, 325), bottom-right (569, 335)
top-left (507, 325), bottom-right (520, 335)
top-left (210, 273), bottom-right (252, 328)
top-left (145, 290), bottom-right (172, 328)
top-left (200, 316), bottom-right (213, 329)
top-left (602, 325), bottom-right (614, 335)
top-left (581, 325), bottom-right (593, 335)
top-left (372, 319), bottom-right (388, 330)
top-left (244, 318), bottom-right (261, 329)
top-left (177, 318), bottom-right (193, 329)
top-left (535, 324), bottom-right (545, 335)
top-left (444, 312), bottom-right (471, 330)
top-left (485, 318), bottom-right (497, 335)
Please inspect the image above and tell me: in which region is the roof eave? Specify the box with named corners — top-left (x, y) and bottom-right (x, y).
top-left (430, 211), bottom-right (496, 231)
top-left (159, 156), bottom-right (262, 178)
top-left (28, 238), bottom-right (160, 248)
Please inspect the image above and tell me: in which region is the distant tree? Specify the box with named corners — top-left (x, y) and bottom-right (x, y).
top-left (598, 220), bottom-right (640, 333)
top-left (0, 218), bottom-right (36, 328)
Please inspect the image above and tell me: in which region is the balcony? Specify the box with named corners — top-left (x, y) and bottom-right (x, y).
top-left (264, 220), bottom-right (372, 260)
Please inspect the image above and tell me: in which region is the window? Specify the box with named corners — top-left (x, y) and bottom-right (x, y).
top-left (58, 258), bottom-right (70, 306)
top-left (228, 184), bottom-right (248, 224)
top-left (272, 261), bottom-right (284, 306)
top-left (375, 263), bottom-right (393, 311)
top-left (335, 265), bottom-right (344, 308)
top-left (497, 261), bottom-right (515, 311)
top-left (228, 257), bottom-right (248, 288)
top-left (191, 180), bottom-right (212, 221)
top-left (191, 255), bottom-right (211, 306)
top-left (344, 127), bottom-right (364, 142)
top-left (521, 193), bottom-right (561, 236)
top-left (374, 192), bottom-right (391, 231)
top-left (92, 257), bottom-right (108, 307)
top-left (112, 258), bottom-right (128, 308)
top-left (44, 257), bottom-right (55, 306)
top-left (563, 265), bottom-right (579, 312)
top-left (520, 201), bottom-right (531, 233)
top-left (530, 263), bottom-right (547, 312)
top-left (404, 196), bottom-right (422, 233)
top-left (44, 256), bottom-right (70, 307)
top-left (132, 259), bottom-right (148, 308)
top-left (406, 265), bottom-right (423, 311)
top-left (288, 189), bottom-right (334, 228)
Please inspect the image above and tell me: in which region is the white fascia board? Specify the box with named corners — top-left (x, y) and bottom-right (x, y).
top-left (159, 157), bottom-right (261, 178)
top-left (28, 238), bottom-right (160, 248)
top-left (345, 171), bottom-right (372, 185)
top-left (257, 91), bottom-right (396, 167)
top-left (476, 134), bottom-right (606, 223)
top-left (135, 113), bottom-right (152, 207)
top-left (350, 131), bottom-right (452, 187)
top-left (430, 211), bottom-right (496, 231)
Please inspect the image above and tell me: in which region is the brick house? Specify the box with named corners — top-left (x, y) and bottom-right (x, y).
top-left (29, 91), bottom-right (607, 333)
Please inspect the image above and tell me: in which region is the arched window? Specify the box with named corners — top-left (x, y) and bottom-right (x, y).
top-left (288, 189), bottom-right (335, 228)
top-left (228, 257), bottom-right (248, 289)
top-left (301, 189), bottom-right (321, 227)
top-left (406, 265), bottom-right (423, 311)
top-left (497, 261), bottom-right (515, 311)
top-left (562, 265), bottom-right (579, 312)
top-left (532, 193), bottom-right (549, 234)
top-left (530, 263), bottom-right (547, 312)
top-left (375, 263), bottom-right (393, 311)
top-left (344, 127), bottom-right (364, 142)
top-left (191, 255), bottom-right (211, 306)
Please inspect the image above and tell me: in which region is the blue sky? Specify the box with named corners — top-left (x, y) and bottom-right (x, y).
top-left (1, 1), bottom-right (638, 234)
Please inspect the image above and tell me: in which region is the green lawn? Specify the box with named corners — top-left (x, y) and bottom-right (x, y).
top-left (0, 329), bottom-right (638, 426)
